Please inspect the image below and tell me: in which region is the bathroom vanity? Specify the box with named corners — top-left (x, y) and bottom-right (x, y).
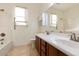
top-left (35, 35), bottom-right (67, 56)
top-left (35, 33), bottom-right (79, 56)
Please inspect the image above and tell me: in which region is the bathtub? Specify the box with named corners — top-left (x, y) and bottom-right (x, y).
top-left (0, 40), bottom-right (12, 56)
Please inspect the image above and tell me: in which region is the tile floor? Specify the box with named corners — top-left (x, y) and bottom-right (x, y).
top-left (7, 43), bottom-right (39, 56)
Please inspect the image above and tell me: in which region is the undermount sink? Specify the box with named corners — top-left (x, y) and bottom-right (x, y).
top-left (55, 39), bottom-right (79, 48)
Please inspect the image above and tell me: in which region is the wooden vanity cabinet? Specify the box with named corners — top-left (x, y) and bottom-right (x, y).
top-left (40, 39), bottom-right (47, 56)
top-left (47, 43), bottom-right (58, 56)
top-left (47, 43), bottom-right (67, 56)
top-left (57, 50), bottom-right (67, 56)
top-left (35, 36), bottom-right (47, 56)
top-left (35, 36), bottom-right (67, 56)
top-left (35, 36), bottom-right (41, 54)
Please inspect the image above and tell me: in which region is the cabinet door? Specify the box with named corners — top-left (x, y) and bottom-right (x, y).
top-left (47, 43), bottom-right (58, 56)
top-left (40, 39), bottom-right (46, 56)
top-left (35, 36), bottom-right (40, 54)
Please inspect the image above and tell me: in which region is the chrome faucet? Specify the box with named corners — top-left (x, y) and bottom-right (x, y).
top-left (0, 38), bottom-right (4, 41)
top-left (45, 31), bottom-right (50, 35)
top-left (70, 33), bottom-right (76, 41)
top-left (70, 33), bottom-right (79, 42)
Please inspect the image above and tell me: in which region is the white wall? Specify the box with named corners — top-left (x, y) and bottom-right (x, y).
top-left (0, 4), bottom-right (13, 44)
top-left (13, 3), bottom-right (52, 46)
top-left (0, 3), bottom-right (42, 47)
top-left (12, 4), bottom-right (41, 46)
top-left (63, 5), bottom-right (79, 33)
top-left (0, 3), bottom-right (53, 47)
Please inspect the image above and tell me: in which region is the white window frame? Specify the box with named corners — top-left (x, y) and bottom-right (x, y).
top-left (42, 12), bottom-right (49, 26)
top-left (14, 7), bottom-right (28, 26)
top-left (50, 14), bottom-right (58, 27)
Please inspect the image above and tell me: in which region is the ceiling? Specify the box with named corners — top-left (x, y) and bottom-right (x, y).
top-left (49, 3), bottom-right (79, 12)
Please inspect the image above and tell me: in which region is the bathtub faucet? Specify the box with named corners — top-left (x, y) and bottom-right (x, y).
top-left (0, 39), bottom-right (4, 41)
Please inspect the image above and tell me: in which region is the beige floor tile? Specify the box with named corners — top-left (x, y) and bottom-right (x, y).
top-left (7, 43), bottom-right (39, 56)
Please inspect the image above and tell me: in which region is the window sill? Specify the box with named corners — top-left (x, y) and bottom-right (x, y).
top-left (16, 25), bottom-right (28, 27)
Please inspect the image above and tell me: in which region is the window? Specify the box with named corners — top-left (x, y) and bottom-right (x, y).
top-left (15, 7), bottom-right (28, 26)
top-left (42, 13), bottom-right (48, 26)
top-left (50, 14), bottom-right (58, 27)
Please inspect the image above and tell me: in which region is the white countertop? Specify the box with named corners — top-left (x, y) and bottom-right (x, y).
top-left (36, 33), bottom-right (79, 56)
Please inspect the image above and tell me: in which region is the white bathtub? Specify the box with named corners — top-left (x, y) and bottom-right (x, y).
top-left (0, 40), bottom-right (12, 56)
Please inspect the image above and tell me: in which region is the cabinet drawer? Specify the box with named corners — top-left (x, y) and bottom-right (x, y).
top-left (41, 39), bottom-right (46, 46)
top-left (35, 36), bottom-right (40, 54)
top-left (41, 45), bottom-right (46, 53)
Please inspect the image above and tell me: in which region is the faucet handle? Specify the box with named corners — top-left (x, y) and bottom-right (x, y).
top-left (0, 38), bottom-right (4, 41)
top-left (0, 33), bottom-right (6, 37)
